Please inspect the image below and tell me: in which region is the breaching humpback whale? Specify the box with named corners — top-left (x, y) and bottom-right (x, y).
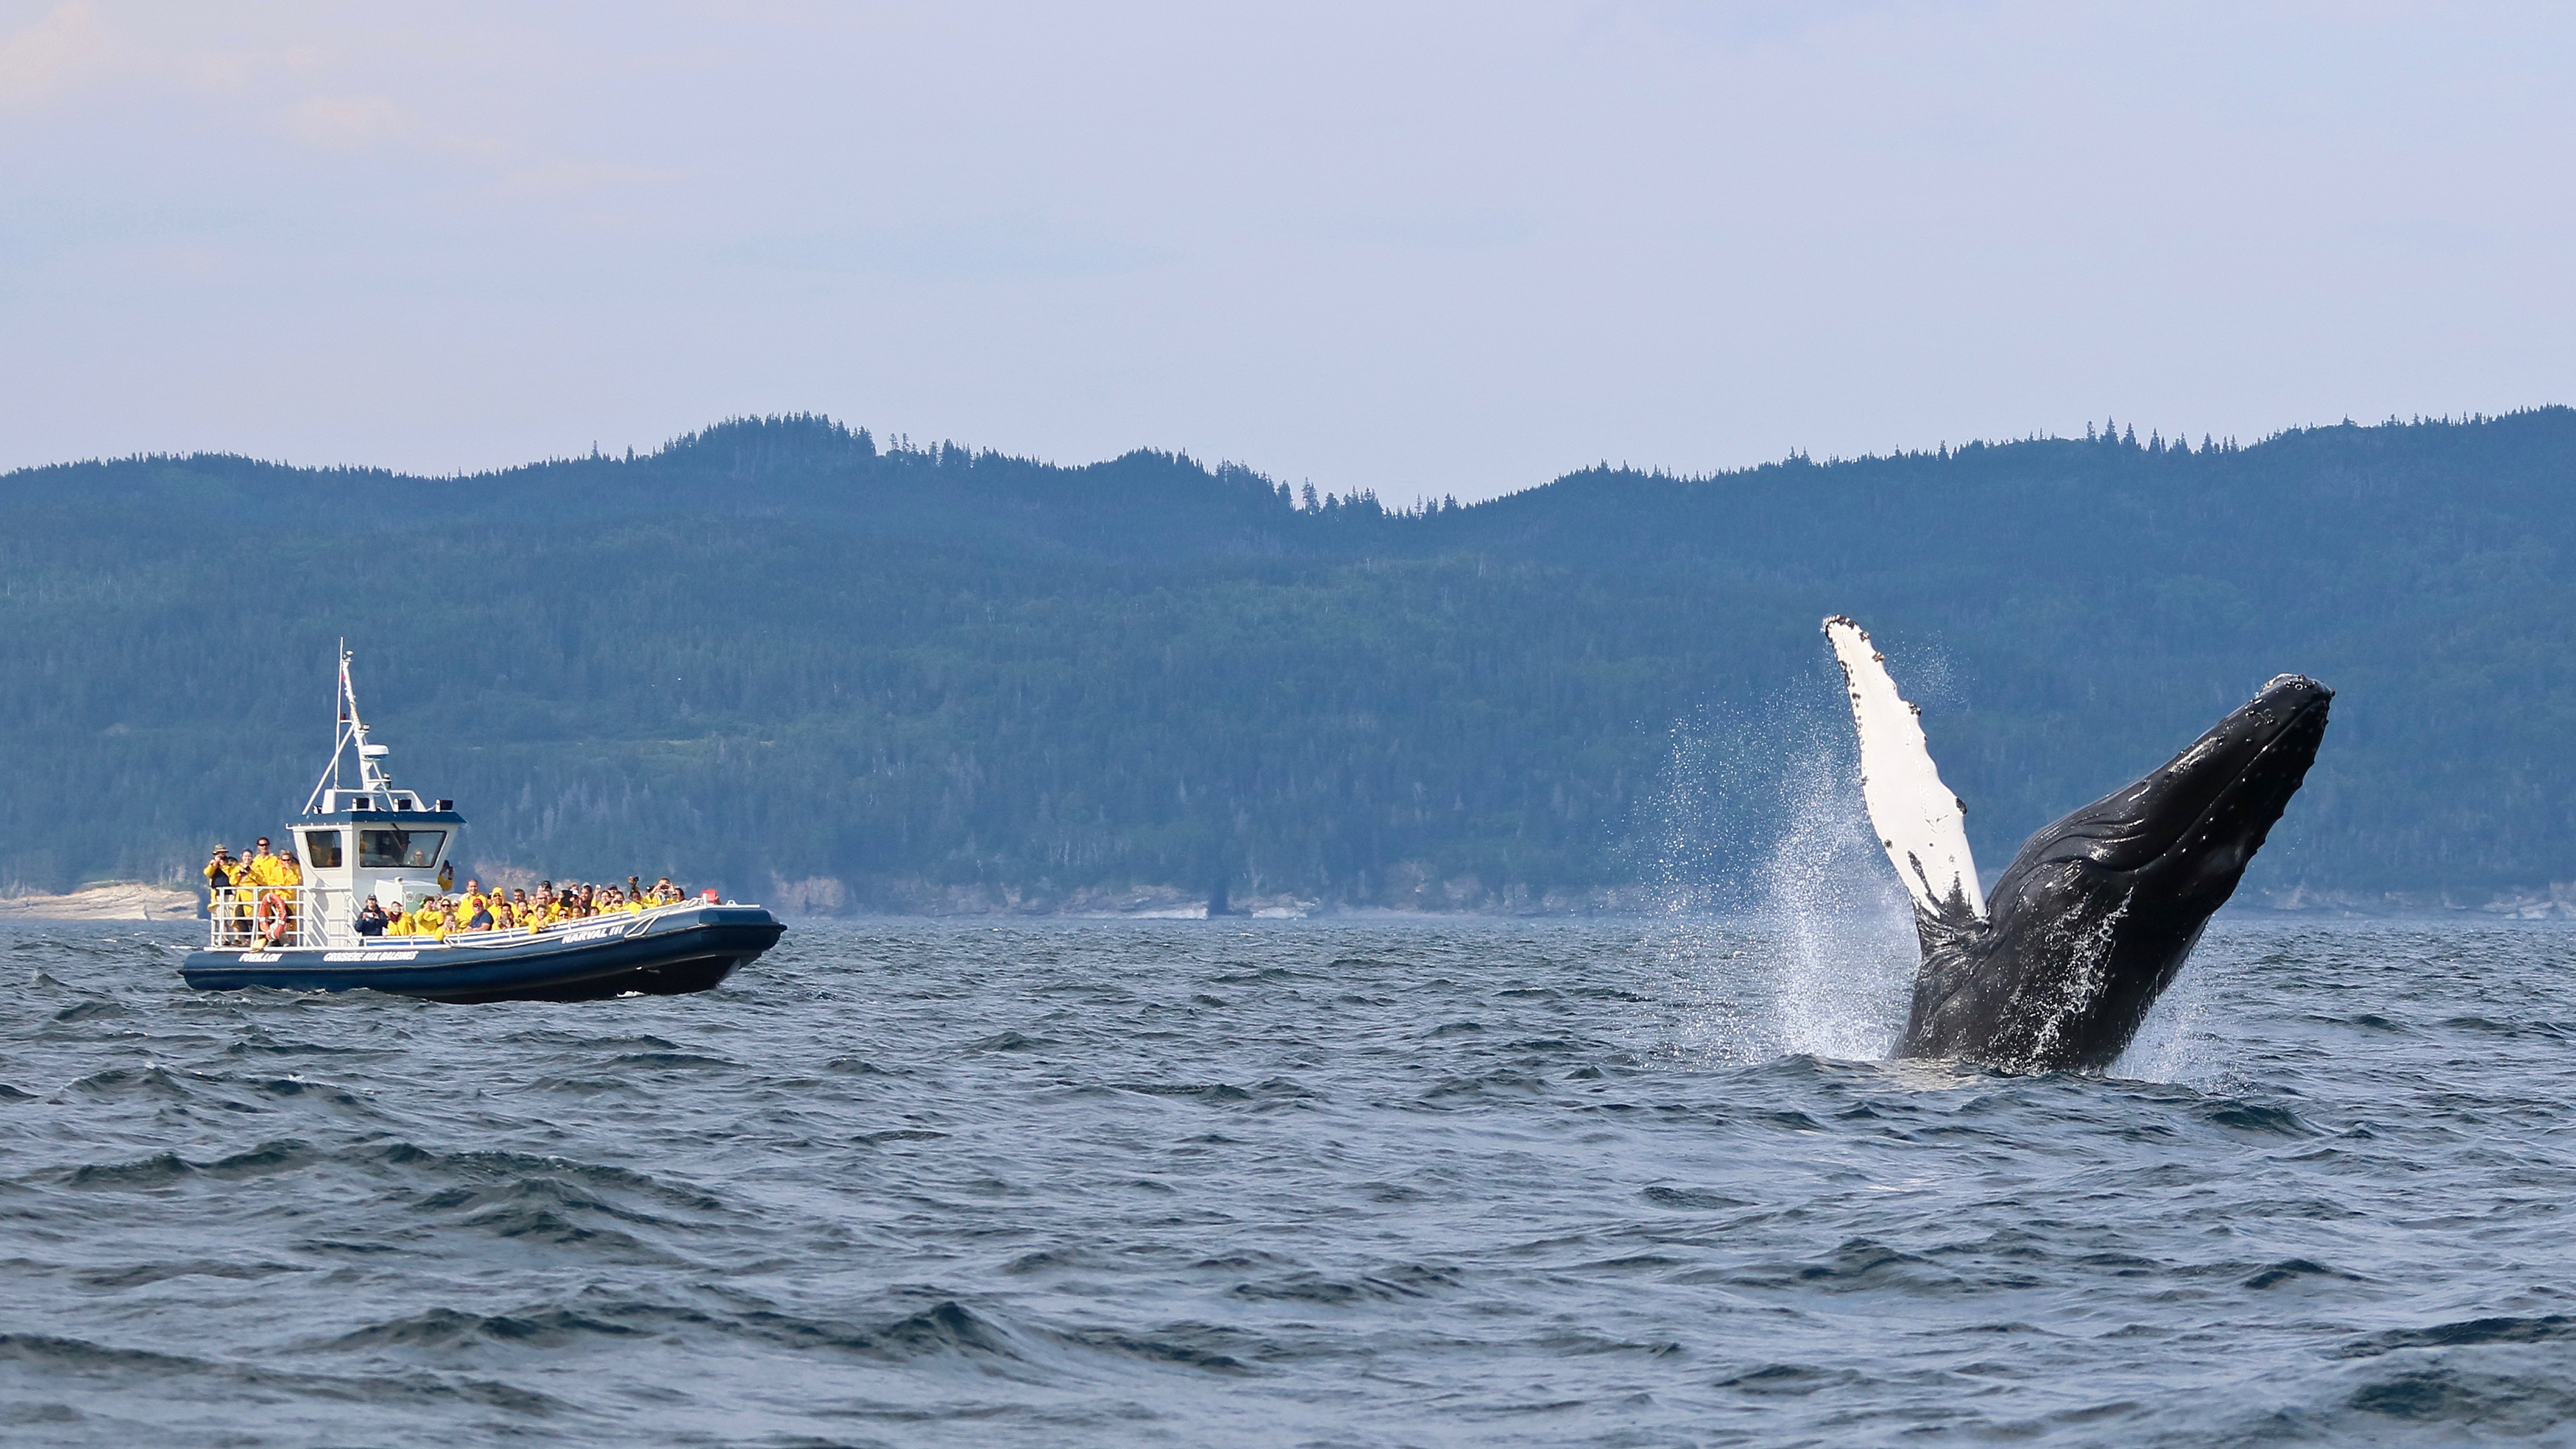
top-left (1823, 617), bottom-right (2331, 1072)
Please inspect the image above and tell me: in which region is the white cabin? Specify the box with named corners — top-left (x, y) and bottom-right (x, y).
top-left (210, 650), bottom-right (464, 951)
top-left (288, 796), bottom-right (462, 946)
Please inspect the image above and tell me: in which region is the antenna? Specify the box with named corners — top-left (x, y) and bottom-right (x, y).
top-left (303, 645), bottom-right (397, 814)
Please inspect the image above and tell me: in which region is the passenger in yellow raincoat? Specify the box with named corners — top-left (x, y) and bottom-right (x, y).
top-left (387, 904), bottom-right (420, 937)
top-left (201, 846), bottom-right (236, 901)
top-left (242, 838), bottom-right (288, 888)
top-left (228, 838), bottom-right (289, 943)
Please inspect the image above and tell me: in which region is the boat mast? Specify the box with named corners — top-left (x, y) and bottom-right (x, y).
top-left (330, 637), bottom-right (344, 796)
top-left (302, 646), bottom-right (398, 814)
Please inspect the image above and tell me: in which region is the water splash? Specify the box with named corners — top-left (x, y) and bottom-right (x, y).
top-left (1749, 734), bottom-right (1917, 1060)
top-left (1645, 664), bottom-right (1917, 1066)
top-left (2112, 946), bottom-right (2221, 1085)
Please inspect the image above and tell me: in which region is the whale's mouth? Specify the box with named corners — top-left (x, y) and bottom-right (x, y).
top-left (2145, 686), bottom-right (2333, 893)
top-left (2034, 676), bottom-right (2334, 882)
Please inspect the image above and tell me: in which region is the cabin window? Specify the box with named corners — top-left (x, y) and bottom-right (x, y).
top-left (358, 828), bottom-right (445, 868)
top-left (301, 829), bottom-right (344, 869)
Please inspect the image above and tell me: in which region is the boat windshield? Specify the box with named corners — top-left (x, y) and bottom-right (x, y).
top-left (358, 828), bottom-right (445, 868)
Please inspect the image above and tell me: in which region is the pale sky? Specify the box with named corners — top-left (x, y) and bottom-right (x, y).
top-left (4, 1), bottom-right (2571, 501)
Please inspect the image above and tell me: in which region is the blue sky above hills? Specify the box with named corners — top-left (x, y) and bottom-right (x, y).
top-left (2, 1), bottom-right (2570, 501)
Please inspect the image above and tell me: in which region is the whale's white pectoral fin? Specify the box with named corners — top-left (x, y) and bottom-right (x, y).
top-left (1823, 616), bottom-right (1986, 924)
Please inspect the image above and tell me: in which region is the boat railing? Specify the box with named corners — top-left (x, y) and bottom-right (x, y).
top-left (435, 899), bottom-right (705, 947)
top-left (205, 883), bottom-right (355, 951)
top-left (433, 907), bottom-right (654, 949)
top-left (205, 889), bottom-right (728, 952)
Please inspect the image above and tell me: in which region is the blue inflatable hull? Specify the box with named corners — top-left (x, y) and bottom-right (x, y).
top-left (180, 905), bottom-right (786, 1004)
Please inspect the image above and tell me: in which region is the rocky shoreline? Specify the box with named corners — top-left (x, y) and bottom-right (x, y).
top-left (0, 883), bottom-right (199, 923)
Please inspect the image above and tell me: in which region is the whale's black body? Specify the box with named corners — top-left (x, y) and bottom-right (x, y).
top-left (1892, 673), bottom-right (2333, 1071)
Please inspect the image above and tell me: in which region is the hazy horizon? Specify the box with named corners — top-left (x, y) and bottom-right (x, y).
top-left (6, 403), bottom-right (2544, 497)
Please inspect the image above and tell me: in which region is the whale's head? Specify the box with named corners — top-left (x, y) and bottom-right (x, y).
top-left (1908, 674), bottom-right (2332, 1071)
top-left (1995, 672), bottom-right (2333, 914)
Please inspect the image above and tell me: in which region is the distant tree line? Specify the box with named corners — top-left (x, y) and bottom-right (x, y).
top-left (1, 407), bottom-right (2570, 909)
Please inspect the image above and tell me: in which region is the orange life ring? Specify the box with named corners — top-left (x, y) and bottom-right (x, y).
top-left (255, 891), bottom-right (291, 945)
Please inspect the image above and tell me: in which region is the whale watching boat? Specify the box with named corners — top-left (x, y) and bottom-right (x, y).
top-left (182, 651), bottom-right (785, 1003)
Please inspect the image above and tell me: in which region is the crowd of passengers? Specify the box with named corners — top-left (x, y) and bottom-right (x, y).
top-left (204, 837), bottom-right (695, 943)
top-left (361, 876), bottom-right (693, 939)
top-left (205, 838), bottom-right (305, 892)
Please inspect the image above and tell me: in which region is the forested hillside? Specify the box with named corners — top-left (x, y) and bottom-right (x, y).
top-left (3, 409), bottom-right (2569, 911)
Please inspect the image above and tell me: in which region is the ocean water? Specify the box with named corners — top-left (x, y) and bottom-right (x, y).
top-left (3, 915), bottom-right (2574, 1447)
